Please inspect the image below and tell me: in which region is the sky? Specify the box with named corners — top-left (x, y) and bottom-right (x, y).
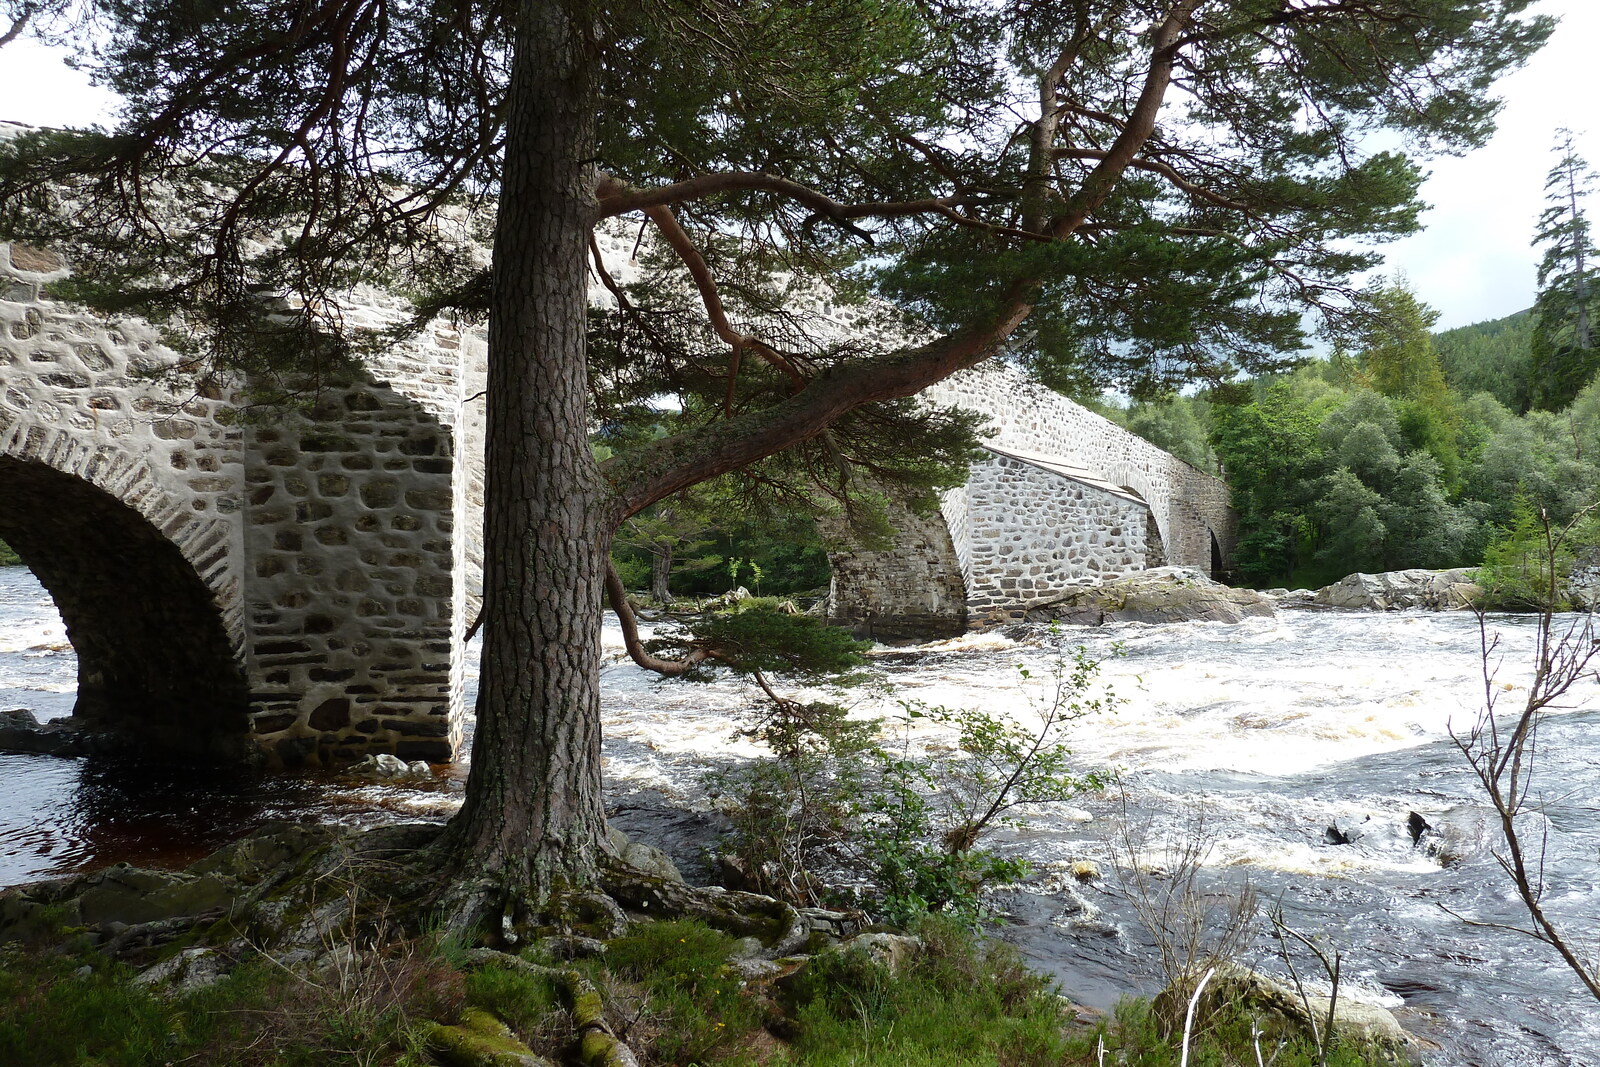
top-left (0, 1), bottom-right (1594, 332)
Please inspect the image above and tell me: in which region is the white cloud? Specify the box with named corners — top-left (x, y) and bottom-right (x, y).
top-left (1378, 0), bottom-right (1600, 329)
top-left (0, 39), bottom-right (119, 129)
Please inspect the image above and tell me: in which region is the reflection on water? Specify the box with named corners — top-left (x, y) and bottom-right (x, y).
top-left (2, 564), bottom-right (1598, 1064)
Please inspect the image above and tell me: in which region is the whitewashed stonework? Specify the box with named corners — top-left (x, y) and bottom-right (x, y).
top-left (830, 362), bottom-right (1235, 635)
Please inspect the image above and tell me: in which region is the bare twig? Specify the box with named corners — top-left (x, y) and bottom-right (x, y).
top-left (1450, 504), bottom-right (1600, 1001)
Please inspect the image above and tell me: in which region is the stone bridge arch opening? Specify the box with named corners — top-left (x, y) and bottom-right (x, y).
top-left (1118, 486), bottom-right (1166, 568)
top-left (0, 456), bottom-right (250, 757)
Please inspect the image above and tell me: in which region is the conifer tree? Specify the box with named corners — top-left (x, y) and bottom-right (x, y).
top-left (0, 0), bottom-right (1555, 925)
top-left (1530, 130), bottom-right (1600, 410)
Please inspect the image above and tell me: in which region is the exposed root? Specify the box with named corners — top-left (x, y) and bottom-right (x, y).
top-left (457, 949), bottom-right (642, 1067)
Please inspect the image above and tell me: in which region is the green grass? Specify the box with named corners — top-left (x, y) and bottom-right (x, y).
top-left (0, 939), bottom-right (462, 1067)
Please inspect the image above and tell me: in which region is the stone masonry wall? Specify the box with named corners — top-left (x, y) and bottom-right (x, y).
top-left (828, 361), bottom-right (1237, 636)
top-left (0, 240), bottom-right (463, 764)
top-left (824, 495), bottom-right (968, 641)
top-left (237, 378), bottom-right (457, 766)
top-left (921, 362), bottom-right (1232, 570)
top-left (960, 453), bottom-right (1149, 622)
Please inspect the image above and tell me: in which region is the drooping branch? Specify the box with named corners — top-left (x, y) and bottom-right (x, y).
top-left (606, 281), bottom-right (1034, 520)
top-left (604, 561), bottom-right (706, 677)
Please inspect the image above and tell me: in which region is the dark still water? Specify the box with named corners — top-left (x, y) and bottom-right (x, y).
top-left (2, 564), bottom-right (1598, 1065)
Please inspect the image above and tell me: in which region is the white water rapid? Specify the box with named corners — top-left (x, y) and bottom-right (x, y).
top-left (1, 565), bottom-right (1596, 1065)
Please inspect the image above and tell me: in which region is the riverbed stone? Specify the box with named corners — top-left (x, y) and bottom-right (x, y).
top-left (1312, 569), bottom-right (1481, 611)
top-left (1161, 964), bottom-right (1419, 1064)
top-left (1022, 567), bottom-right (1274, 626)
top-left (75, 865), bottom-right (237, 926)
top-left (134, 946), bottom-right (227, 992)
top-left (606, 827), bottom-right (685, 884)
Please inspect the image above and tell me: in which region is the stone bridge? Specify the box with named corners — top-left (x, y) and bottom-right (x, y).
top-left (826, 363), bottom-right (1236, 639)
top-left (0, 236), bottom-right (1232, 765)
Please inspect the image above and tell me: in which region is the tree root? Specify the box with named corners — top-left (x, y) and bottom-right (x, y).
top-left (597, 854), bottom-right (809, 956)
top-left (459, 948), bottom-right (642, 1067)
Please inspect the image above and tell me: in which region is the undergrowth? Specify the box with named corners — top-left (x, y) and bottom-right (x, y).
top-left (0, 917), bottom-right (1397, 1066)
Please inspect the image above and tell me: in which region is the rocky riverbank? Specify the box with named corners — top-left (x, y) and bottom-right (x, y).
top-left (0, 820), bottom-right (1422, 1066)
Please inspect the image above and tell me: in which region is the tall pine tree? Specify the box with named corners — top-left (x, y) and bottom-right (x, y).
top-left (0, 0), bottom-right (1556, 927)
top-left (1530, 130), bottom-right (1600, 410)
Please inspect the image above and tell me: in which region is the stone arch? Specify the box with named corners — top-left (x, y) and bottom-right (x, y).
top-left (1119, 485), bottom-right (1167, 568)
top-left (1098, 460), bottom-right (1171, 551)
top-left (0, 453), bottom-right (250, 756)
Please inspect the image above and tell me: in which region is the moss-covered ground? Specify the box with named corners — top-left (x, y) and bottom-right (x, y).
top-left (0, 915), bottom-right (1391, 1067)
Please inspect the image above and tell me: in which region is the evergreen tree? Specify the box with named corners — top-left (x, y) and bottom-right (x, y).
top-left (1530, 130), bottom-right (1600, 410)
top-left (1435, 309), bottom-right (1534, 412)
top-left (0, 0), bottom-right (1555, 923)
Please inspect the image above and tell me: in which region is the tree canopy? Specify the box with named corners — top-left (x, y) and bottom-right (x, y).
top-left (0, 0), bottom-right (1554, 921)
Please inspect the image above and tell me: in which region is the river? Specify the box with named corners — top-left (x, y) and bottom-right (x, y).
top-left (1, 564), bottom-right (1596, 1065)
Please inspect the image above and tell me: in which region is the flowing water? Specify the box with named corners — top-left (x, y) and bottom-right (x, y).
top-left (1, 564), bottom-right (1597, 1064)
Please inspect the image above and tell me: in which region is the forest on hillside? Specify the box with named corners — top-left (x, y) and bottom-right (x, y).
top-left (1106, 289), bottom-right (1600, 593)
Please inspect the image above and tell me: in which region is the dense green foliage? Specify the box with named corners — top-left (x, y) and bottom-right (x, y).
top-left (1436, 310), bottom-right (1534, 412)
top-left (1112, 285), bottom-right (1600, 588)
top-left (0, 539), bottom-right (18, 567)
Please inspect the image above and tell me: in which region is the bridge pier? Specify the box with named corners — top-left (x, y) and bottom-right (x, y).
top-left (0, 242), bottom-right (468, 765)
top-left (826, 366), bottom-right (1239, 638)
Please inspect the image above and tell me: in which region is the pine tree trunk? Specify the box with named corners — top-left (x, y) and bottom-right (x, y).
top-left (650, 543), bottom-right (674, 603)
top-left (440, 1), bottom-right (609, 906)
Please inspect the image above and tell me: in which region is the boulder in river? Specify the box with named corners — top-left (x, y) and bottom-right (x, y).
top-left (1566, 547), bottom-right (1600, 609)
top-left (1312, 569), bottom-right (1481, 611)
top-left (1027, 567), bottom-right (1276, 626)
top-left (348, 753), bottom-right (433, 781)
top-left (0, 707), bottom-right (96, 756)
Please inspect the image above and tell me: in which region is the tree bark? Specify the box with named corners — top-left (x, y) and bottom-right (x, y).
top-left (439, 0), bottom-right (609, 908)
top-left (649, 542), bottom-right (673, 603)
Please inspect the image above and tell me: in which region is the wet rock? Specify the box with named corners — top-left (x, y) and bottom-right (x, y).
top-left (1162, 964), bottom-right (1419, 1065)
top-left (606, 826), bottom-right (684, 883)
top-left (75, 864), bottom-right (237, 926)
top-left (1405, 811), bottom-right (1432, 846)
top-left (1567, 547), bottom-right (1600, 608)
top-left (0, 707), bottom-right (106, 756)
top-left (1313, 569), bottom-right (1480, 611)
top-left (348, 753), bottom-right (432, 780)
top-left (1026, 568), bottom-right (1275, 626)
top-left (1070, 860), bottom-right (1101, 882)
top-left (606, 798), bottom-right (727, 885)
